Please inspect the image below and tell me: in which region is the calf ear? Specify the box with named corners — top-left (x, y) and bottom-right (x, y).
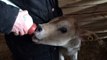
top-left (79, 30), bottom-right (99, 42)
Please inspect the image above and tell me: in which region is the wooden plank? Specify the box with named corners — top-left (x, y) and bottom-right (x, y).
top-left (59, 0), bottom-right (107, 14)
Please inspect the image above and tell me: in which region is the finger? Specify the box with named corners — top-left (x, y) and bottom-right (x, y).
top-left (24, 10), bottom-right (28, 13)
top-left (19, 29), bottom-right (25, 36)
top-left (14, 32), bottom-right (19, 36)
top-left (14, 29), bottom-right (19, 36)
top-left (23, 26), bottom-right (28, 34)
top-left (22, 10), bottom-right (28, 15)
top-left (22, 22), bottom-right (28, 34)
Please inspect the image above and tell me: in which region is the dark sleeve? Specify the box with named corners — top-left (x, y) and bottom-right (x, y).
top-left (0, 1), bottom-right (19, 34)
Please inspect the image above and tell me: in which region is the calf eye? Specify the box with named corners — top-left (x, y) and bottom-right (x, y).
top-left (58, 27), bottom-right (67, 33)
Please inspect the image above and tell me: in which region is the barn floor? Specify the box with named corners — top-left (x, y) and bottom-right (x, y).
top-left (79, 39), bottom-right (107, 60)
top-left (0, 34), bottom-right (12, 60)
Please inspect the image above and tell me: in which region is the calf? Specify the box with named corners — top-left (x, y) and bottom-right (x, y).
top-left (32, 15), bottom-right (97, 60)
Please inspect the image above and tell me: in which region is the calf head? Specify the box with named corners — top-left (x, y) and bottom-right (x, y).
top-left (32, 15), bottom-right (78, 46)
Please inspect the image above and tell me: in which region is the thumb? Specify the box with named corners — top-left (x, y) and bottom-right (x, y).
top-left (21, 10), bottom-right (28, 15)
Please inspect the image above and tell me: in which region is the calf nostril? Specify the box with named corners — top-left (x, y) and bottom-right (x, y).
top-left (36, 25), bottom-right (42, 32)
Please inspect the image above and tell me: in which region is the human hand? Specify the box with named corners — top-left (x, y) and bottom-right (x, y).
top-left (11, 10), bottom-right (33, 35)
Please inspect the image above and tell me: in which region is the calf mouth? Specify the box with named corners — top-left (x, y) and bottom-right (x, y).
top-left (31, 24), bottom-right (44, 43)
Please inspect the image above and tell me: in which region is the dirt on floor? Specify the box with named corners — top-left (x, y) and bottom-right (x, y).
top-left (79, 39), bottom-right (107, 60)
top-left (0, 34), bottom-right (12, 60)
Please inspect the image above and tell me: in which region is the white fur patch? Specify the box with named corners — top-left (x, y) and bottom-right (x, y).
top-left (60, 54), bottom-right (64, 60)
top-left (35, 28), bottom-right (47, 39)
